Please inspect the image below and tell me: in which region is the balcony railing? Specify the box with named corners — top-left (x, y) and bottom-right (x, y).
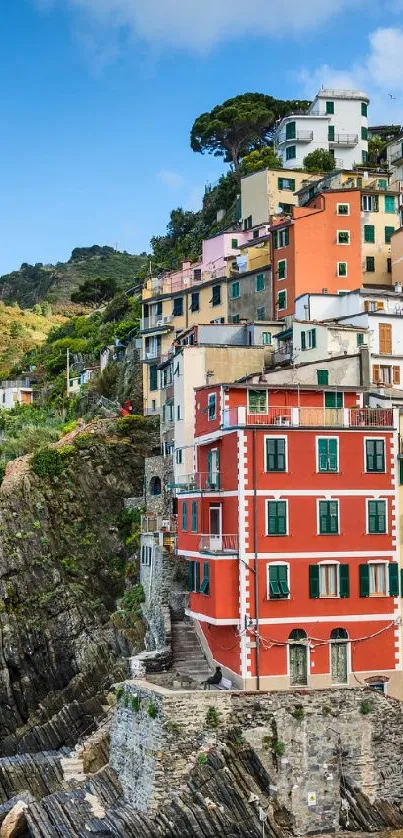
top-left (199, 534), bottom-right (239, 554)
top-left (174, 473), bottom-right (220, 492)
top-left (329, 133), bottom-right (358, 146)
top-left (222, 406), bottom-right (394, 429)
top-left (277, 130), bottom-right (313, 143)
top-left (141, 315), bottom-right (174, 332)
top-left (141, 515), bottom-right (177, 534)
top-left (141, 348), bottom-right (161, 362)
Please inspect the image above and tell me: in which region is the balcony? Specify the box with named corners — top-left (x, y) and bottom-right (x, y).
top-left (141, 314), bottom-right (174, 332)
top-left (174, 473), bottom-right (220, 492)
top-left (329, 134), bottom-right (358, 147)
top-left (222, 406), bottom-right (394, 429)
top-left (277, 130), bottom-right (314, 144)
top-left (272, 345), bottom-right (293, 365)
top-left (141, 515), bottom-right (177, 533)
top-left (141, 348), bottom-right (161, 363)
top-left (199, 534), bottom-right (239, 554)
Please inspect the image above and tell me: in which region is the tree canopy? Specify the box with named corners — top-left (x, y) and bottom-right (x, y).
top-left (240, 146), bottom-right (283, 176)
top-left (70, 277), bottom-right (117, 306)
top-left (190, 93), bottom-right (311, 174)
top-left (303, 148), bottom-right (335, 173)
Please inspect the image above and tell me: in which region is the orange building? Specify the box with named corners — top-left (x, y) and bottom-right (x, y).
top-left (176, 383), bottom-right (402, 695)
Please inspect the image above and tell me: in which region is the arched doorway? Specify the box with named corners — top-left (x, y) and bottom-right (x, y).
top-left (330, 628), bottom-right (348, 684)
top-left (289, 629), bottom-right (308, 686)
top-left (149, 476), bottom-right (162, 496)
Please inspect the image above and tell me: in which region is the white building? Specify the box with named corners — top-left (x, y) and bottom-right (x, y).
top-left (386, 135), bottom-right (403, 188)
top-left (295, 288), bottom-right (403, 390)
top-left (273, 89), bottom-right (369, 171)
top-left (0, 380), bottom-right (33, 409)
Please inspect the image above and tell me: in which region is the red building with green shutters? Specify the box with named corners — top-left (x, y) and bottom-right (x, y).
top-left (176, 383), bottom-right (402, 695)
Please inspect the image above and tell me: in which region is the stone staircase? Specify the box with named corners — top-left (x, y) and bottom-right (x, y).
top-left (171, 620), bottom-right (211, 684)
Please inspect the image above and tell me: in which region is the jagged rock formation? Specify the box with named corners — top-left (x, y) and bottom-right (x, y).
top-left (0, 417), bottom-right (158, 755)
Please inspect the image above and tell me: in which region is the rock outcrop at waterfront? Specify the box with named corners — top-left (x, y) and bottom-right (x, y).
top-left (0, 417), bottom-right (156, 755)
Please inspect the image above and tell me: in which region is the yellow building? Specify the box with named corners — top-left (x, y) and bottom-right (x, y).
top-left (240, 168), bottom-right (322, 228)
top-left (391, 227), bottom-right (403, 288)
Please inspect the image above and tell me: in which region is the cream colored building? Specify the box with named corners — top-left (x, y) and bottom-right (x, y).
top-left (391, 227), bottom-right (403, 287)
top-left (240, 168), bottom-right (322, 228)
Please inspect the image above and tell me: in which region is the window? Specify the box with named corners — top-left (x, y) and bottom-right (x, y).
top-left (378, 179), bottom-right (387, 190)
top-left (175, 449), bottom-right (182, 465)
top-left (207, 449), bottom-right (220, 490)
top-left (362, 150), bottom-right (368, 163)
top-left (337, 262), bottom-right (347, 277)
top-left (208, 393), bottom-right (216, 420)
top-left (289, 630), bottom-right (307, 686)
top-left (364, 224), bottom-right (375, 243)
top-left (188, 561), bottom-right (200, 593)
top-left (360, 563), bottom-right (399, 597)
top-left (253, 229), bottom-right (260, 239)
top-left (385, 226), bottom-right (395, 244)
top-left (361, 102), bottom-right (368, 117)
top-left (361, 126), bottom-right (368, 140)
top-left (337, 230), bottom-right (350, 245)
top-left (268, 564), bottom-right (289, 599)
top-left (200, 562), bottom-right (210, 596)
top-left (309, 565), bottom-right (349, 598)
top-left (231, 238), bottom-right (238, 249)
top-left (337, 203), bottom-right (350, 215)
top-left (177, 404), bottom-right (181, 420)
top-left (262, 332), bottom-right (272, 345)
top-left (366, 256), bottom-right (375, 272)
top-left (317, 437), bottom-right (338, 472)
top-left (273, 228), bottom-right (289, 249)
top-left (318, 500), bottom-right (339, 534)
top-left (379, 323), bottom-right (392, 355)
top-left (141, 545), bottom-right (153, 567)
top-left (325, 391), bottom-right (343, 408)
top-left (326, 100), bottom-right (334, 114)
top-left (331, 628), bottom-right (349, 683)
top-left (278, 290), bottom-right (287, 310)
top-left (301, 328), bottom-right (316, 350)
top-left (265, 437), bottom-right (286, 472)
top-left (149, 365), bottom-right (158, 392)
top-left (182, 502), bottom-right (188, 532)
top-left (257, 306), bottom-right (266, 321)
top-left (191, 501), bottom-right (198, 533)
top-left (365, 438), bottom-right (385, 472)
top-left (362, 195), bottom-right (378, 212)
top-left (231, 281), bottom-right (240, 299)
top-left (279, 202), bottom-right (293, 213)
top-left (286, 145), bottom-right (296, 160)
top-left (256, 273), bottom-right (265, 292)
top-left (243, 215), bottom-right (253, 230)
top-left (286, 121), bottom-right (296, 139)
top-left (173, 297), bottom-right (184, 317)
top-left (387, 258), bottom-right (392, 273)
top-left (367, 500), bottom-right (387, 534)
top-left (328, 125), bottom-right (335, 141)
top-left (248, 389), bottom-right (267, 414)
top-left (232, 314), bottom-right (240, 323)
top-left (267, 501), bottom-right (287, 535)
top-left (317, 370), bottom-right (329, 385)
top-left (190, 291), bottom-right (199, 312)
top-left (211, 285), bottom-right (221, 306)
top-left (278, 259), bottom-right (287, 280)
top-left (385, 195), bottom-right (396, 214)
top-left (357, 333), bottom-right (364, 346)
top-left (278, 178), bottom-right (295, 191)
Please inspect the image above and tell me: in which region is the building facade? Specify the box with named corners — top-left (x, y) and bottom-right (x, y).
top-left (273, 89), bottom-right (369, 171)
top-left (176, 383), bottom-right (401, 696)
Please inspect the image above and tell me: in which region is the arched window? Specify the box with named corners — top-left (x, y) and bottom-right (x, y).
top-left (288, 629), bottom-right (307, 685)
top-left (149, 476), bottom-right (162, 496)
top-left (330, 627), bottom-right (348, 683)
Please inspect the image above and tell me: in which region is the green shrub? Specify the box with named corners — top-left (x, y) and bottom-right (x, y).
top-left (205, 706), bottom-right (221, 729)
top-left (131, 695), bottom-right (141, 712)
top-left (360, 699), bottom-right (373, 715)
top-left (322, 705), bottom-right (332, 716)
top-left (31, 447), bottom-right (65, 479)
top-left (116, 415), bottom-right (149, 435)
top-left (197, 753), bottom-right (208, 765)
top-left (273, 740), bottom-right (286, 756)
top-left (147, 701), bottom-right (158, 719)
top-left (292, 705), bottom-right (304, 721)
top-left (116, 686), bottom-right (124, 700)
top-left (62, 420), bottom-right (79, 435)
top-left (120, 584), bottom-right (145, 613)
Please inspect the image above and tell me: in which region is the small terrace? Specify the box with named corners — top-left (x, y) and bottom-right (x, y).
top-left (329, 134), bottom-right (358, 147)
top-left (141, 515), bottom-right (177, 533)
top-left (141, 314), bottom-right (174, 332)
top-left (222, 406), bottom-right (394, 429)
top-left (199, 534), bottom-right (239, 554)
top-left (174, 473), bottom-right (220, 493)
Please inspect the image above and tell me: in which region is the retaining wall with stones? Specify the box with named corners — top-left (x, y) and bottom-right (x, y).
top-left (110, 681), bottom-right (403, 835)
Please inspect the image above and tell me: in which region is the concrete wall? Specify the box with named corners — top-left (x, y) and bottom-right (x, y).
top-left (227, 267), bottom-right (273, 322)
top-left (110, 682), bottom-right (403, 835)
top-left (392, 226), bottom-right (403, 285)
top-left (265, 354), bottom-right (362, 386)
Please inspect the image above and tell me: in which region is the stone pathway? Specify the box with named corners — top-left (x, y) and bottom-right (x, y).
top-left (171, 620), bottom-right (211, 684)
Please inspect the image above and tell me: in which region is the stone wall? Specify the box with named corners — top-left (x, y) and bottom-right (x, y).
top-left (144, 456), bottom-right (174, 516)
top-left (110, 681), bottom-right (403, 835)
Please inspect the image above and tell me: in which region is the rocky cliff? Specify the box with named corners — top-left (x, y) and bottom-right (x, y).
top-left (0, 417), bottom-right (157, 755)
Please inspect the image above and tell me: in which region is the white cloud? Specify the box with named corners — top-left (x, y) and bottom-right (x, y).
top-left (297, 27), bottom-right (403, 123)
top-left (40, 0), bottom-right (367, 52)
top-left (158, 169), bottom-right (185, 189)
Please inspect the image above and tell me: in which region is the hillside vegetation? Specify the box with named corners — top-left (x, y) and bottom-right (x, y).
top-left (0, 302), bottom-right (66, 378)
top-left (0, 247), bottom-right (148, 310)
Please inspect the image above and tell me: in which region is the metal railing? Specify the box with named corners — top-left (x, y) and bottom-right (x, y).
top-left (329, 133), bottom-right (358, 146)
top-left (222, 406), bottom-right (394, 429)
top-left (140, 348), bottom-right (161, 362)
top-left (175, 473), bottom-right (220, 492)
top-left (199, 534), bottom-right (239, 553)
top-left (141, 314), bottom-right (174, 332)
top-left (141, 515), bottom-right (177, 533)
top-left (277, 130), bottom-right (313, 143)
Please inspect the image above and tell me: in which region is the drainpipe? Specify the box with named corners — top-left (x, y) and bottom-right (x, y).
top-left (252, 429), bottom-right (261, 690)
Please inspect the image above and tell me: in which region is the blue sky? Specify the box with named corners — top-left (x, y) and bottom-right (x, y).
top-left (1, 0), bottom-right (403, 275)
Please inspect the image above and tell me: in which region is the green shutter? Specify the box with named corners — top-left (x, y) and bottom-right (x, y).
top-left (361, 102), bottom-right (367, 117)
top-left (278, 178), bottom-right (284, 190)
top-left (266, 438), bottom-right (286, 472)
top-left (359, 564), bottom-right (370, 597)
top-left (389, 563), bottom-right (399, 597)
top-left (301, 331), bottom-right (306, 350)
top-left (182, 502), bottom-right (188, 531)
top-left (361, 127), bottom-right (368, 140)
top-left (286, 121), bottom-right (296, 139)
top-left (401, 568), bottom-right (403, 597)
top-left (329, 438), bottom-right (338, 471)
top-left (191, 501), bottom-right (197, 532)
top-left (366, 439), bottom-right (385, 472)
top-left (149, 365), bottom-right (158, 391)
top-left (309, 565), bottom-right (320, 598)
top-left (385, 226), bottom-right (395, 244)
top-left (278, 564), bottom-right (290, 596)
top-left (385, 195), bottom-right (395, 214)
top-left (318, 439), bottom-right (328, 471)
top-left (195, 562), bottom-right (200, 592)
top-left (269, 566), bottom-right (281, 597)
top-left (200, 562), bottom-right (210, 595)
top-left (364, 225), bottom-right (375, 243)
top-left (339, 564), bottom-right (350, 598)
top-left (317, 370), bottom-right (329, 385)
top-left (328, 125), bottom-right (335, 141)
top-left (400, 459), bottom-right (403, 485)
top-left (319, 500), bottom-right (339, 533)
top-left (188, 561), bottom-right (195, 592)
top-left (368, 500), bottom-right (386, 533)
top-left (325, 392), bottom-right (342, 408)
top-left (311, 328), bottom-right (316, 348)
top-left (268, 501), bottom-right (287, 535)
